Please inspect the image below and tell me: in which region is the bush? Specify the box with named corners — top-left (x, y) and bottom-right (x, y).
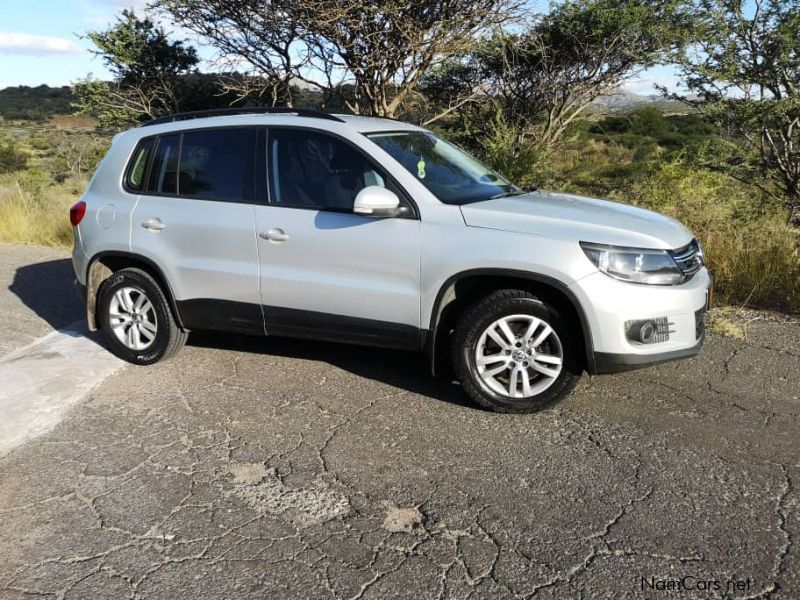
top-left (0, 139), bottom-right (28, 174)
top-left (477, 111), bottom-right (548, 189)
top-left (619, 161), bottom-right (800, 310)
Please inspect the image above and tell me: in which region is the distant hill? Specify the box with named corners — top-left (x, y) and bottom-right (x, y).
top-left (0, 85), bottom-right (74, 121)
top-left (591, 90), bottom-right (690, 114)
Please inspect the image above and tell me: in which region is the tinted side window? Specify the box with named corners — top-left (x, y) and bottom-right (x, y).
top-left (179, 129), bottom-right (255, 201)
top-left (269, 129), bottom-right (385, 210)
top-left (147, 135), bottom-right (179, 194)
top-left (126, 138), bottom-right (154, 191)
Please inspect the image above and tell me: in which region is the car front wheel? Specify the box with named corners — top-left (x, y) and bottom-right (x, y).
top-left (452, 290), bottom-right (582, 413)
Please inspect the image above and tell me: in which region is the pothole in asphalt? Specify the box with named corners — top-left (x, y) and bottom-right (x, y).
top-left (228, 463), bottom-right (350, 527)
top-left (382, 504), bottom-right (425, 533)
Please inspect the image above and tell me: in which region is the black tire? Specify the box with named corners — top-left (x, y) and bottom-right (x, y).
top-left (452, 289), bottom-right (582, 413)
top-left (96, 267), bottom-right (187, 365)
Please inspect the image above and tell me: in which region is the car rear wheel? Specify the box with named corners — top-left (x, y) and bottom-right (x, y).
top-left (452, 290), bottom-right (582, 413)
top-left (97, 267), bottom-right (187, 365)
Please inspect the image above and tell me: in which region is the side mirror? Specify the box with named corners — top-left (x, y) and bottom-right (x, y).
top-left (353, 186), bottom-right (406, 217)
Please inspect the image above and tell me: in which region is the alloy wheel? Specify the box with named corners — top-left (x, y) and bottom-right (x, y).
top-left (108, 286), bottom-right (158, 351)
top-left (474, 314), bottom-right (564, 399)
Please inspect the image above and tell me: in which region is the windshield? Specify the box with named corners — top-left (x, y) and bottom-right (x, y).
top-left (366, 131), bottom-right (521, 205)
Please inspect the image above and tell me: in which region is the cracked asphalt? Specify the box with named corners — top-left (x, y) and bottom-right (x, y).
top-left (0, 243), bottom-right (798, 599)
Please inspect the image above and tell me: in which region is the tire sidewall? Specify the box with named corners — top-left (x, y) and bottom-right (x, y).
top-left (97, 270), bottom-right (172, 365)
top-left (456, 297), bottom-right (579, 412)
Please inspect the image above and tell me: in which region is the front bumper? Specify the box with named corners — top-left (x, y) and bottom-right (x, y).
top-left (593, 331), bottom-right (705, 374)
top-left (571, 268), bottom-right (712, 375)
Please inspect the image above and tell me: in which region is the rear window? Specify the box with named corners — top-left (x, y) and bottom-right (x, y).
top-left (179, 129), bottom-right (255, 201)
top-left (127, 128), bottom-right (256, 202)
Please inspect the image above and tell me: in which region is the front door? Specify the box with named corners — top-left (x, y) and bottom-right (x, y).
top-left (255, 127), bottom-right (421, 349)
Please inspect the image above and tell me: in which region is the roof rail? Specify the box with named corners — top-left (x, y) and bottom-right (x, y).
top-left (142, 107), bottom-right (346, 127)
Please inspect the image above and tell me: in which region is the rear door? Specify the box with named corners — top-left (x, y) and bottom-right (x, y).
top-left (254, 127), bottom-right (421, 349)
top-left (130, 127), bottom-right (264, 333)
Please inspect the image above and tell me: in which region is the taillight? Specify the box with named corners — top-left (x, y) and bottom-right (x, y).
top-left (70, 201), bottom-right (86, 227)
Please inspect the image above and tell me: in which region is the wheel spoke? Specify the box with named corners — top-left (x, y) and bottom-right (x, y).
top-left (484, 362), bottom-right (509, 378)
top-left (110, 319), bottom-right (128, 330)
top-left (520, 368), bottom-right (532, 396)
top-left (113, 291), bottom-right (128, 314)
top-left (139, 319), bottom-right (157, 334)
top-left (122, 289), bottom-right (135, 312)
top-left (140, 300), bottom-right (153, 316)
top-left (521, 318), bottom-right (542, 345)
top-left (530, 324), bottom-right (553, 348)
top-left (138, 324), bottom-right (155, 342)
top-left (531, 361), bottom-right (560, 378)
top-left (131, 325), bottom-right (142, 349)
top-left (478, 353), bottom-right (507, 367)
top-left (497, 319), bottom-right (517, 346)
top-left (487, 327), bottom-right (510, 350)
top-left (133, 293), bottom-right (147, 312)
top-left (126, 324), bottom-right (135, 347)
top-left (535, 353), bottom-right (562, 365)
top-left (509, 366), bottom-right (520, 397)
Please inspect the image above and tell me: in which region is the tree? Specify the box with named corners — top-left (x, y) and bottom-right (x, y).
top-left (424, 0), bottom-right (682, 148)
top-left (152, 0), bottom-right (303, 107)
top-left (73, 10), bottom-right (199, 127)
top-left (667, 0), bottom-right (800, 226)
top-left (153, 0), bottom-right (520, 117)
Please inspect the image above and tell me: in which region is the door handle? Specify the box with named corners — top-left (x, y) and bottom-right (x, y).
top-left (260, 228), bottom-right (290, 243)
top-left (141, 218), bottom-right (165, 231)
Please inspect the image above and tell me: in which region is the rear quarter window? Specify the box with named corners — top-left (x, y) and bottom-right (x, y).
top-left (125, 138), bottom-right (155, 191)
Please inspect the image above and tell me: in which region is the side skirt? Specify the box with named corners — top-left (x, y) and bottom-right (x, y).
top-left (175, 299), bottom-right (420, 351)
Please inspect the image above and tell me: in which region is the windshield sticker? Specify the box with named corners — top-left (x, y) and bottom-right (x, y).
top-left (417, 158), bottom-right (426, 179)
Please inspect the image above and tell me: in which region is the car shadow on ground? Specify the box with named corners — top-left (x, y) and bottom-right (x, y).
top-left (187, 331), bottom-right (479, 410)
top-left (9, 258), bottom-right (87, 332)
top-left (9, 258), bottom-right (475, 409)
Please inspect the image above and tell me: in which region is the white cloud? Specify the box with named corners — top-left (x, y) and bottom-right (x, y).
top-left (0, 33), bottom-right (82, 56)
top-left (91, 0), bottom-right (148, 8)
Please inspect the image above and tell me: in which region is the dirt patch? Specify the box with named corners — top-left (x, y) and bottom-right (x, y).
top-left (382, 504), bottom-right (424, 533)
top-left (229, 464), bottom-right (349, 527)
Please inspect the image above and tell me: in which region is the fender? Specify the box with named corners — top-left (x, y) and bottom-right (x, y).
top-left (85, 250), bottom-right (186, 331)
top-left (427, 268), bottom-right (596, 375)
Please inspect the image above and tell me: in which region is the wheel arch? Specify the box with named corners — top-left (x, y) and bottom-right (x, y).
top-left (85, 251), bottom-right (185, 331)
top-left (427, 269), bottom-right (595, 376)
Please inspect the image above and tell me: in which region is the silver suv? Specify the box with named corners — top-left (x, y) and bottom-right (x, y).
top-left (71, 108), bottom-right (711, 413)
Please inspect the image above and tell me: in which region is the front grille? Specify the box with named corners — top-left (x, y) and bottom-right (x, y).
top-left (669, 239), bottom-right (704, 279)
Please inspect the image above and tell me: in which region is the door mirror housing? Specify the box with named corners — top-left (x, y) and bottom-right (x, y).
top-left (353, 186), bottom-right (406, 217)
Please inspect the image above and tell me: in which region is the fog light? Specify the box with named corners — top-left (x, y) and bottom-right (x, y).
top-left (638, 321), bottom-right (657, 343)
top-left (625, 317), bottom-right (673, 344)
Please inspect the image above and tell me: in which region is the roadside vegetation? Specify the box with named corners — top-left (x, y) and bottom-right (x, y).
top-left (1, 0), bottom-right (798, 312)
top-left (0, 123), bottom-right (105, 247)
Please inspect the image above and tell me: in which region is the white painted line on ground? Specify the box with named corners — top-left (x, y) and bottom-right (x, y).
top-left (0, 323), bottom-right (124, 455)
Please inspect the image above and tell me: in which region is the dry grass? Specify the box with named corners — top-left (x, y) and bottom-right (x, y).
top-left (707, 307), bottom-right (749, 340)
top-left (0, 173), bottom-right (82, 247)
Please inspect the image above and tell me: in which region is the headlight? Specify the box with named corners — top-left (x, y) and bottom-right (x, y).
top-left (580, 242), bottom-right (684, 285)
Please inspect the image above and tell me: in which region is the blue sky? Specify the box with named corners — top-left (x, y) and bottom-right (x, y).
top-left (0, 0), bottom-right (678, 95)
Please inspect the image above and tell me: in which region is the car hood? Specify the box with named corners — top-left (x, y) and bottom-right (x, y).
top-left (460, 191), bottom-right (693, 249)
